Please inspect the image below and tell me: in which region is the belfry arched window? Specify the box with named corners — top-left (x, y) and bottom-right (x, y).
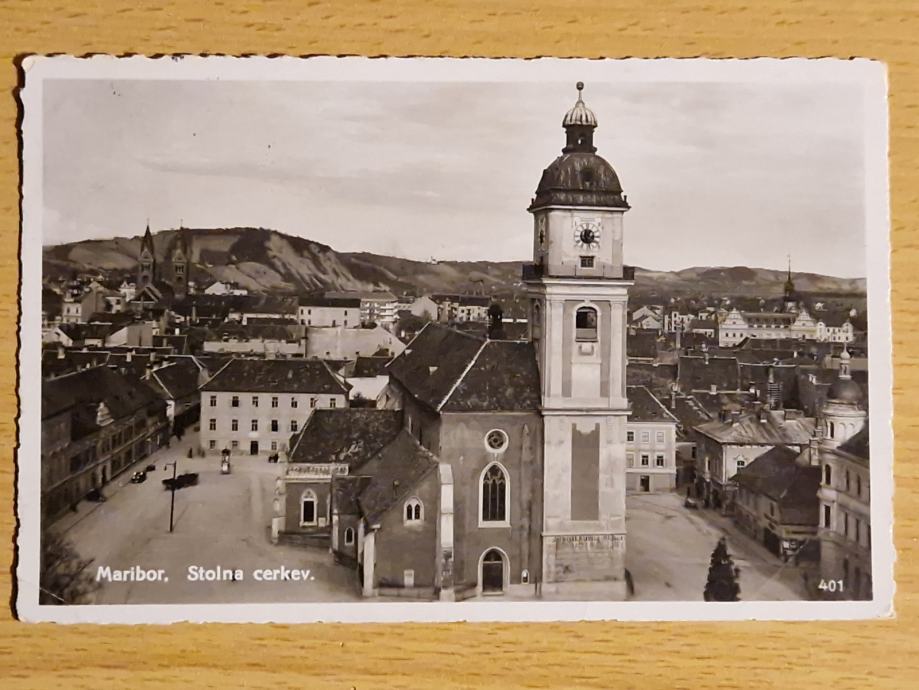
top-left (481, 463), bottom-right (508, 524)
top-left (824, 464), bottom-right (832, 487)
top-left (576, 306), bottom-right (598, 342)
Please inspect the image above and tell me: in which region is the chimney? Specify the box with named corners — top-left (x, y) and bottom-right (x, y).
top-left (56, 343), bottom-right (65, 360)
top-left (487, 302), bottom-right (505, 340)
top-left (126, 350), bottom-right (133, 363)
top-left (709, 383), bottom-right (717, 395)
top-left (704, 351), bottom-right (710, 365)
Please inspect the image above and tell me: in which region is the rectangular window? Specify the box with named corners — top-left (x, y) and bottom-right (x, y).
top-left (209, 395), bottom-right (217, 407)
top-left (209, 440), bottom-right (216, 450)
top-left (330, 399), bottom-right (337, 408)
top-left (655, 454), bottom-right (665, 467)
top-left (252, 396), bottom-right (259, 407)
top-left (271, 396), bottom-right (279, 408)
top-left (656, 431), bottom-right (665, 444)
top-left (271, 441), bottom-right (278, 451)
top-left (251, 419), bottom-right (258, 431)
top-left (626, 431), bottom-right (635, 442)
top-left (231, 419), bottom-right (238, 431)
top-left (579, 255), bottom-right (594, 268)
top-left (736, 460), bottom-right (746, 469)
top-left (269, 419), bottom-right (278, 432)
top-left (231, 440), bottom-right (239, 449)
top-left (290, 420), bottom-right (298, 432)
top-left (208, 419), bottom-right (216, 431)
top-left (640, 454), bottom-right (649, 467)
top-left (291, 397), bottom-right (298, 408)
top-left (843, 512), bottom-right (849, 537)
top-left (231, 396), bottom-right (239, 408)
top-left (845, 470), bottom-right (851, 492)
top-left (310, 397), bottom-right (317, 408)
top-left (855, 518), bottom-right (861, 544)
top-left (626, 452), bottom-right (634, 468)
top-left (640, 431), bottom-right (650, 443)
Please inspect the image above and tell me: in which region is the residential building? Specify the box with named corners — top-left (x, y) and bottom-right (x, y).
top-left (325, 290), bottom-right (399, 329)
top-left (816, 349), bottom-right (871, 599)
top-left (199, 359), bottom-right (350, 456)
top-left (732, 445), bottom-right (820, 560)
top-left (41, 366), bottom-right (169, 522)
top-left (297, 296), bottom-right (361, 328)
top-left (305, 324), bottom-right (405, 360)
top-left (625, 385), bottom-right (679, 492)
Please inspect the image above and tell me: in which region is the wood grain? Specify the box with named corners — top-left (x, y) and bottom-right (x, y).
top-left (0, 2), bottom-right (916, 688)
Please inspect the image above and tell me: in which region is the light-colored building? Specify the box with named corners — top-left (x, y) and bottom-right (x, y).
top-left (199, 359), bottom-right (350, 456)
top-left (625, 385), bottom-right (679, 492)
top-left (694, 407), bottom-right (816, 511)
top-left (297, 296), bottom-right (361, 328)
top-left (305, 324), bottom-right (406, 360)
top-left (325, 290), bottom-right (399, 329)
top-left (204, 280), bottom-right (249, 296)
top-left (816, 349), bottom-right (871, 599)
top-left (430, 294), bottom-right (491, 322)
top-left (408, 295), bottom-right (438, 320)
top-left (202, 324), bottom-right (305, 357)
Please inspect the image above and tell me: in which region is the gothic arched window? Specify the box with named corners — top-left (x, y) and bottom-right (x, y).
top-left (300, 489), bottom-right (317, 526)
top-left (576, 306), bottom-right (598, 342)
top-left (481, 463), bottom-right (508, 524)
top-left (824, 464), bottom-right (832, 487)
top-left (404, 497), bottom-right (423, 523)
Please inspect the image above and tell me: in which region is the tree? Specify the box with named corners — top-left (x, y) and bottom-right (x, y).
top-left (704, 537), bottom-right (741, 602)
top-left (40, 530), bottom-right (99, 605)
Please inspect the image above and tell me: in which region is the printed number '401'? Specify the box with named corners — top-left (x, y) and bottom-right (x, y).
top-left (818, 579), bottom-right (845, 593)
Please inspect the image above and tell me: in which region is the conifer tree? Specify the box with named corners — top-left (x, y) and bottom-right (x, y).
top-left (704, 536), bottom-right (741, 601)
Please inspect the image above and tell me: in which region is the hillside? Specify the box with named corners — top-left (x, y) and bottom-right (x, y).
top-left (42, 227), bottom-right (866, 299)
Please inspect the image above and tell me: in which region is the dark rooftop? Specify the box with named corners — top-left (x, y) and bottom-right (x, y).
top-left (628, 385), bottom-right (678, 424)
top-left (287, 409), bottom-right (403, 468)
top-left (732, 446), bottom-right (820, 525)
top-left (201, 358), bottom-right (349, 395)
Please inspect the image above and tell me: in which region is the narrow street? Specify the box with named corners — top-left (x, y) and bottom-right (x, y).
top-left (626, 492), bottom-right (812, 602)
top-left (53, 431), bottom-right (360, 604)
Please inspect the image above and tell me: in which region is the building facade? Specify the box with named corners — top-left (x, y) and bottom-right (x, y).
top-left (199, 359), bottom-right (350, 456)
top-left (625, 385), bottom-right (679, 492)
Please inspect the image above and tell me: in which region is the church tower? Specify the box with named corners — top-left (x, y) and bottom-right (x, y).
top-left (137, 223), bottom-right (156, 289)
top-left (783, 255), bottom-right (799, 313)
top-left (171, 229), bottom-right (190, 298)
top-left (821, 348), bottom-right (867, 448)
top-left (525, 83), bottom-right (632, 598)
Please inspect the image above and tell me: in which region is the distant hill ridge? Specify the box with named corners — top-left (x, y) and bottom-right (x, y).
top-left (42, 226), bottom-right (867, 298)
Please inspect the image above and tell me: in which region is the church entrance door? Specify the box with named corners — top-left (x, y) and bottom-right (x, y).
top-left (481, 549), bottom-right (505, 593)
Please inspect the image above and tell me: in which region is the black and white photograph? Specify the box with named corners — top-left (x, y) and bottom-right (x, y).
top-left (17, 56), bottom-right (892, 623)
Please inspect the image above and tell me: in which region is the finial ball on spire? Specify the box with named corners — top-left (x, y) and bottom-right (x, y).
top-left (576, 81), bottom-right (584, 92)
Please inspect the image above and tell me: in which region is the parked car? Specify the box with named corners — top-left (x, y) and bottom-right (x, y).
top-left (162, 472), bottom-right (199, 490)
top-left (684, 497), bottom-right (699, 509)
top-left (130, 471), bottom-right (147, 484)
top-left (145, 464), bottom-right (156, 472)
top-left (85, 488), bottom-right (106, 503)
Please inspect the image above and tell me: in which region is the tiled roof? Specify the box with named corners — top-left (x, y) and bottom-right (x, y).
top-left (42, 366), bottom-right (166, 434)
top-left (689, 318), bottom-right (717, 330)
top-left (287, 409), bottom-right (402, 468)
top-left (626, 362), bottom-right (678, 397)
top-left (678, 355), bottom-right (739, 392)
top-left (331, 475), bottom-right (373, 515)
top-left (671, 394), bottom-right (714, 430)
top-left (627, 385), bottom-right (678, 423)
top-left (386, 324), bottom-right (486, 410)
top-left (351, 356), bottom-right (391, 378)
top-left (201, 358), bottom-right (349, 395)
top-left (732, 446), bottom-right (820, 525)
top-left (627, 330), bottom-right (660, 359)
top-left (838, 426), bottom-right (869, 461)
top-left (357, 430), bottom-right (439, 525)
top-left (441, 339), bottom-right (540, 412)
top-left (148, 359), bottom-right (203, 401)
top-left (696, 410), bottom-right (816, 445)
top-left (298, 295), bottom-right (362, 308)
top-left (206, 322), bottom-right (300, 342)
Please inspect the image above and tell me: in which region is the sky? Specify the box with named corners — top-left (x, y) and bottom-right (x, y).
top-left (41, 76), bottom-right (868, 277)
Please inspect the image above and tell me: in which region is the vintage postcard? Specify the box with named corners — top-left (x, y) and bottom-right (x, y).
top-left (16, 56), bottom-right (893, 623)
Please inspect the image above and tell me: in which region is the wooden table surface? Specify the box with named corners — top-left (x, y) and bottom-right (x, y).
top-left (0, 2), bottom-right (916, 688)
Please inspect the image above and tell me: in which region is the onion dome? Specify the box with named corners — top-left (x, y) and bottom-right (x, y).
top-left (529, 82), bottom-right (628, 211)
top-left (827, 347), bottom-right (863, 404)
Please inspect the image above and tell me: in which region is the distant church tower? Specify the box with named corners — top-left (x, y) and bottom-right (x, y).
top-left (525, 83), bottom-right (632, 598)
top-left (170, 228), bottom-right (190, 299)
top-left (137, 222), bottom-right (156, 289)
top-left (783, 255), bottom-right (799, 313)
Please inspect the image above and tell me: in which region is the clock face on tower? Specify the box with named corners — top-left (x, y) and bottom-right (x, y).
top-left (574, 220), bottom-right (600, 249)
